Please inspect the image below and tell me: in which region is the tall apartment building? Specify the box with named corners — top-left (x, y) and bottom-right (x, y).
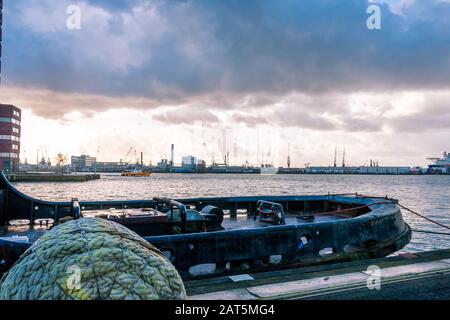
top-left (1, 0), bottom-right (3, 84)
top-left (0, 104), bottom-right (21, 172)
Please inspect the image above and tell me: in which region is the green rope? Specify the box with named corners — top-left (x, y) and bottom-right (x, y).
top-left (0, 218), bottom-right (186, 300)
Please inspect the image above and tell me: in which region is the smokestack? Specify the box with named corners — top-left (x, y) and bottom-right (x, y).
top-left (342, 146), bottom-right (346, 168)
top-left (333, 146), bottom-right (337, 167)
top-left (170, 144), bottom-right (174, 167)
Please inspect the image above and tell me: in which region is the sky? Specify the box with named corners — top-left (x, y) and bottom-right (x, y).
top-left (1, 0), bottom-right (450, 167)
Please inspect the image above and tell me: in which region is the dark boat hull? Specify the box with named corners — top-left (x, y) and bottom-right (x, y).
top-left (0, 172), bottom-right (411, 279)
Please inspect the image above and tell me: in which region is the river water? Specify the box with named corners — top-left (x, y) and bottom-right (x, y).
top-left (12, 173), bottom-right (450, 253)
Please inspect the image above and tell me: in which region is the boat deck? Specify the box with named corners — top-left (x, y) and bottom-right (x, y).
top-left (0, 210), bottom-right (354, 242)
top-left (221, 213), bottom-right (348, 230)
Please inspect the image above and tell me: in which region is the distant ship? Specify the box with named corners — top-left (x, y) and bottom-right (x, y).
top-left (121, 169), bottom-right (151, 177)
top-left (427, 151), bottom-right (450, 174)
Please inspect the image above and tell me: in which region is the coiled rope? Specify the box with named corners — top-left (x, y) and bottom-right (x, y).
top-left (0, 218), bottom-right (186, 300)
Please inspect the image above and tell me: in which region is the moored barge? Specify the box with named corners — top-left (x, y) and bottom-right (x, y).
top-left (0, 172), bottom-right (411, 279)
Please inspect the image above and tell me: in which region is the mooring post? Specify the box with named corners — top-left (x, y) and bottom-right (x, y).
top-left (230, 203), bottom-right (238, 220)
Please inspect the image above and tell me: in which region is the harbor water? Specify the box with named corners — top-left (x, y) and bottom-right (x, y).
top-left (12, 173), bottom-right (450, 253)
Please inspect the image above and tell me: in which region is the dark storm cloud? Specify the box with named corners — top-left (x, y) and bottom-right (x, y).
top-left (4, 0), bottom-right (450, 100)
top-left (2, 0), bottom-right (450, 137)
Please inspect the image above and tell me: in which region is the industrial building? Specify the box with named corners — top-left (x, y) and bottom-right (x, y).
top-left (305, 166), bottom-right (411, 174)
top-left (70, 154), bottom-right (97, 171)
top-left (94, 162), bottom-right (128, 173)
top-left (181, 155), bottom-right (198, 172)
top-left (0, 104), bottom-right (21, 173)
top-left (358, 166), bottom-right (410, 174)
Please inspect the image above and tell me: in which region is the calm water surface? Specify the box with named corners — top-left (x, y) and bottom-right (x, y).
top-left (13, 174), bottom-right (450, 253)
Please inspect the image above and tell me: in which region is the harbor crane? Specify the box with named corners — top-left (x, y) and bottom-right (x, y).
top-left (122, 147), bottom-right (139, 164)
top-left (287, 143), bottom-right (291, 168)
top-left (217, 138), bottom-right (228, 167)
top-left (203, 142), bottom-right (216, 166)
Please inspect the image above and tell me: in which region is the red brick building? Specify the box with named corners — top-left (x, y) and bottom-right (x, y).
top-left (0, 104), bottom-right (21, 172)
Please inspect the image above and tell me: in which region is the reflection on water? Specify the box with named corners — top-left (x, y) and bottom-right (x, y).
top-left (13, 173), bottom-right (450, 252)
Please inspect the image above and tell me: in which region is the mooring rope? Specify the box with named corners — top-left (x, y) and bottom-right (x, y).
top-left (411, 229), bottom-right (450, 236)
top-left (0, 218), bottom-right (186, 300)
top-left (351, 193), bottom-right (449, 231)
top-left (396, 203), bottom-right (450, 231)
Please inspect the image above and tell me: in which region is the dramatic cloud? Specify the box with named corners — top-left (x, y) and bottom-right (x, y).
top-left (4, 0), bottom-right (450, 99)
top-left (1, 0), bottom-right (449, 166)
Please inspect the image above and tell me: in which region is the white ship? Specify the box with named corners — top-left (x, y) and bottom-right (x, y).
top-left (427, 151), bottom-right (450, 173)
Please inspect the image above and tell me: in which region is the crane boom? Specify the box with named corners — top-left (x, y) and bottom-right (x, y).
top-left (123, 147), bottom-right (134, 163)
top-left (203, 142), bottom-right (215, 166)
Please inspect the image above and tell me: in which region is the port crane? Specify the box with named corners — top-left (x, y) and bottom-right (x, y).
top-left (122, 147), bottom-right (138, 164)
top-left (203, 142), bottom-right (216, 166)
top-left (287, 143), bottom-right (291, 168)
top-left (217, 138), bottom-right (228, 167)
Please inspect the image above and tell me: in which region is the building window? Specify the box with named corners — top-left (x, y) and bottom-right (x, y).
top-left (13, 110), bottom-right (20, 117)
top-left (0, 118), bottom-right (21, 126)
top-left (12, 144), bottom-right (19, 150)
top-left (0, 135), bottom-right (20, 142)
top-left (0, 153), bottom-right (18, 158)
top-left (12, 127), bottom-right (20, 134)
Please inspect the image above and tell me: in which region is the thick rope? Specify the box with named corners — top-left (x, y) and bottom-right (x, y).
top-left (0, 218), bottom-right (186, 300)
